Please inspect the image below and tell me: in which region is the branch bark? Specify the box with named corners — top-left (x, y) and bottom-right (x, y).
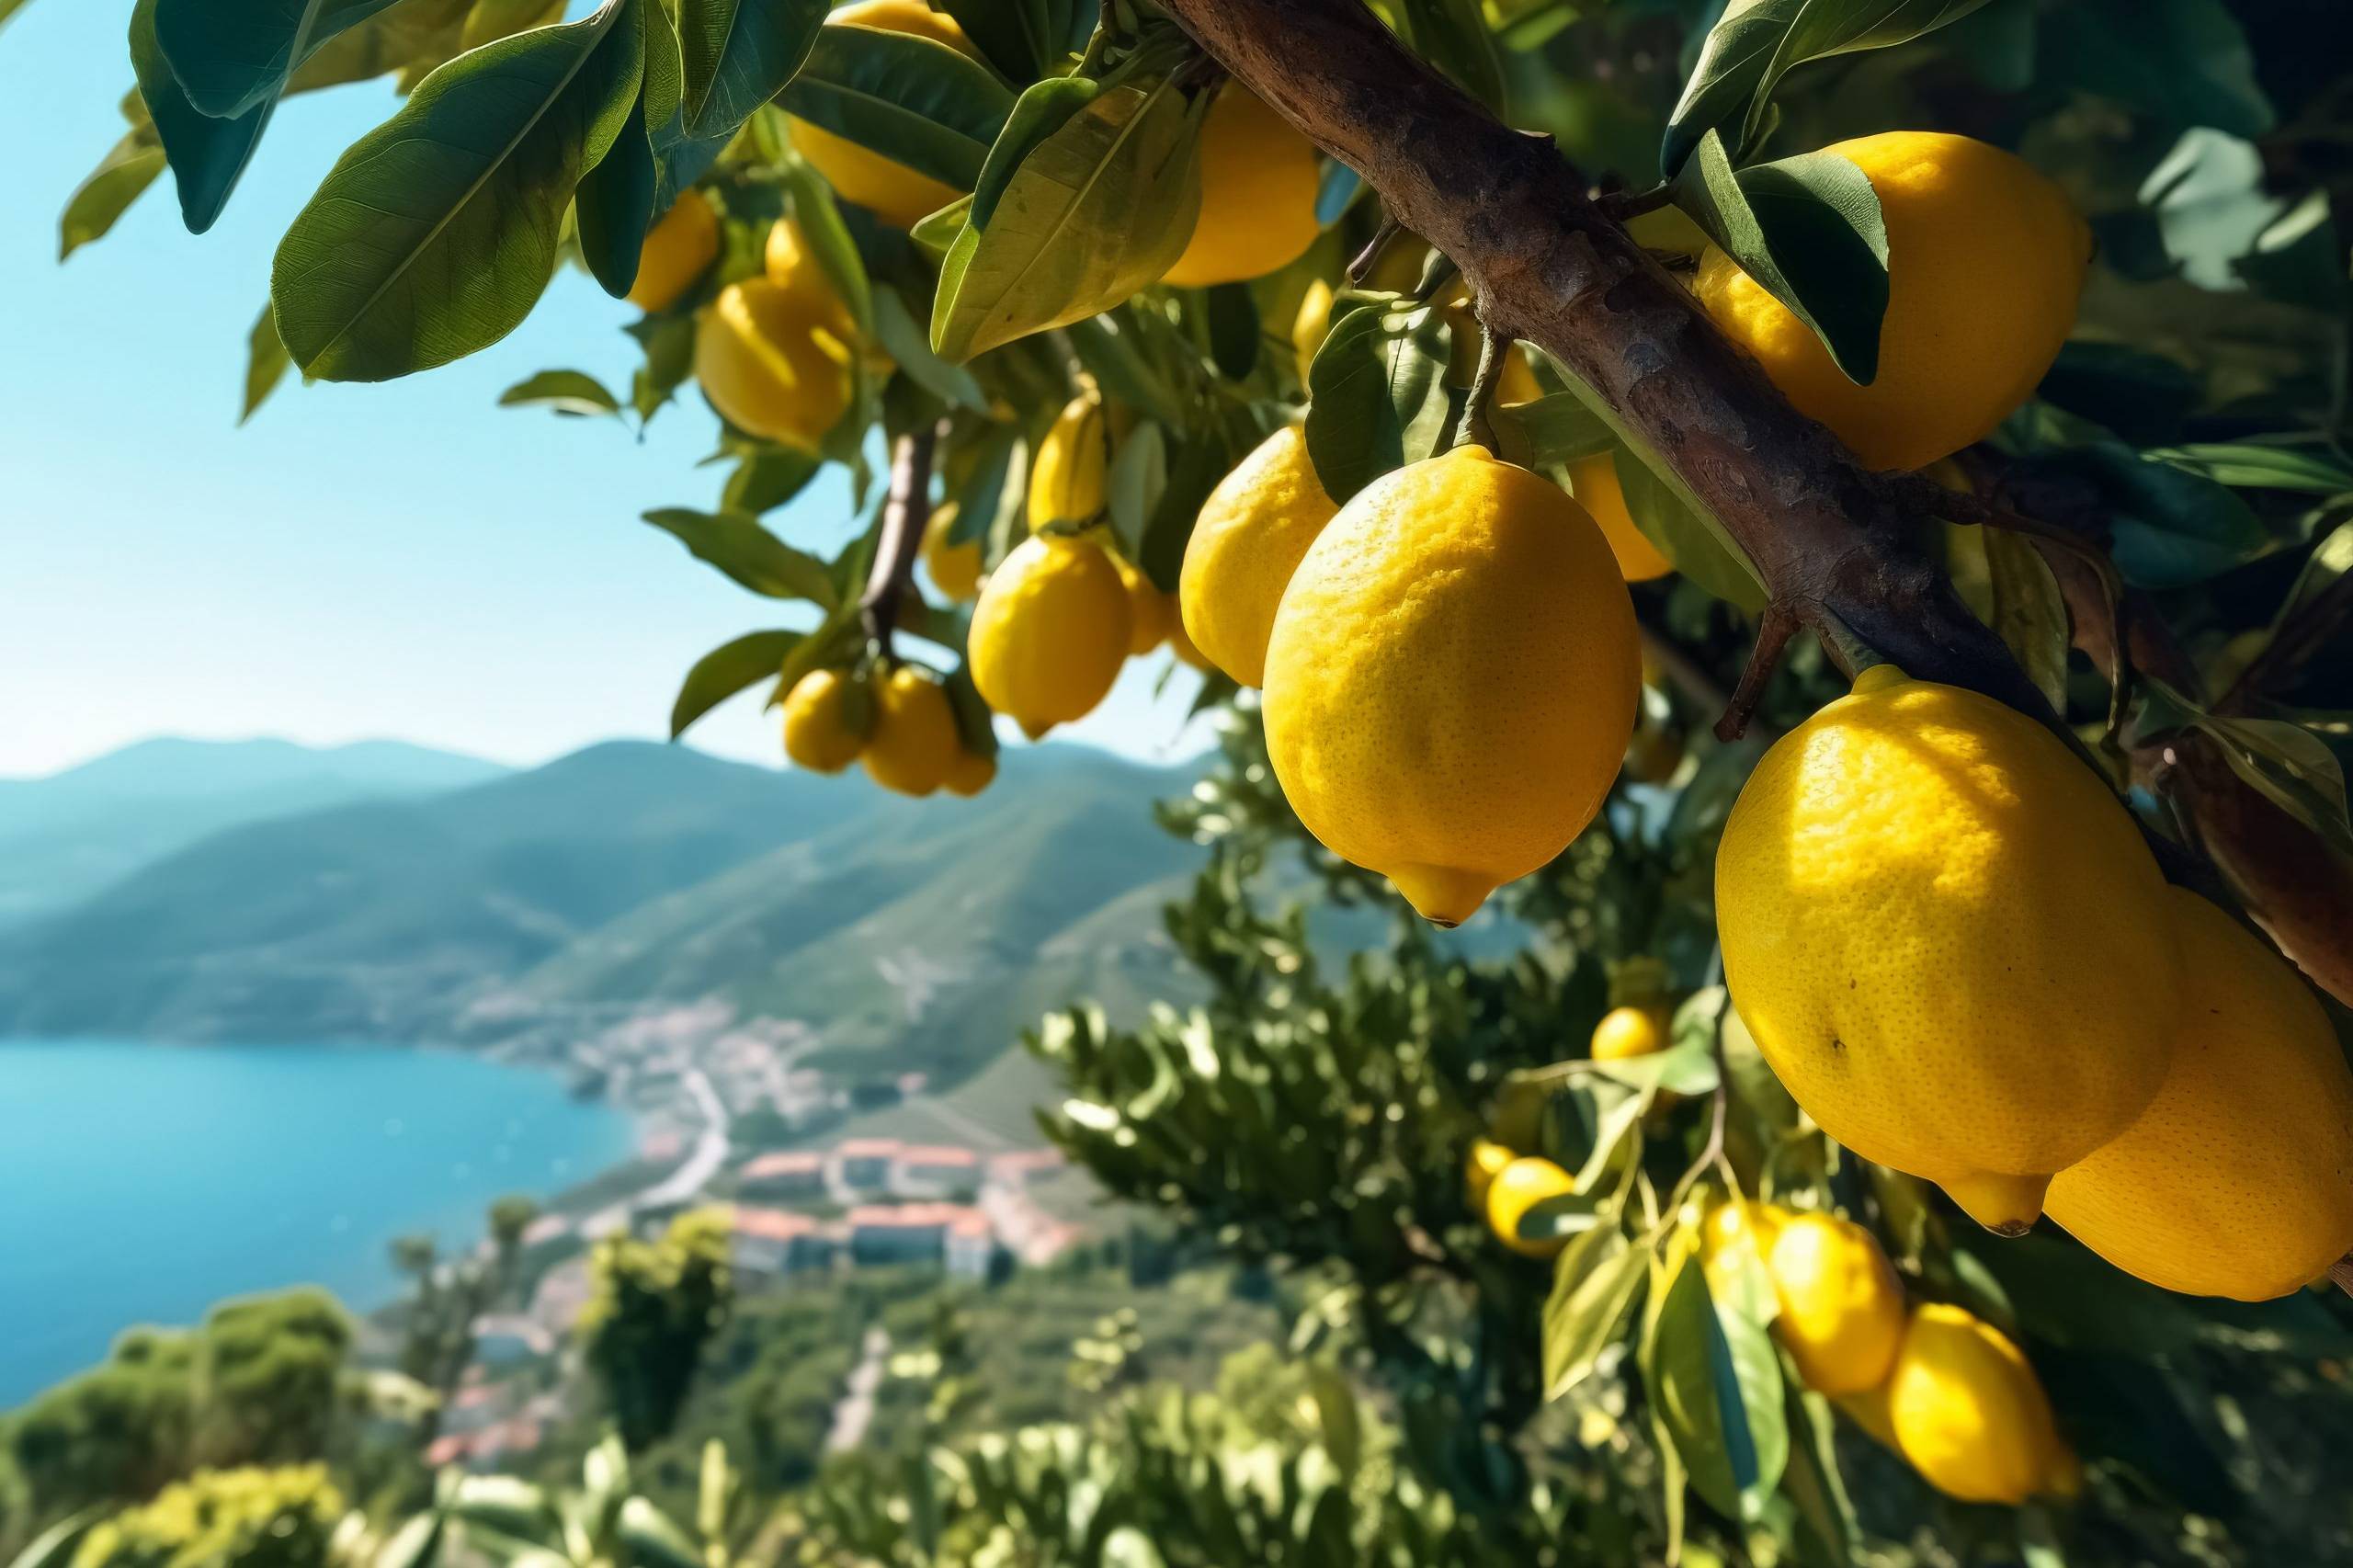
top-left (859, 421), bottom-right (942, 654)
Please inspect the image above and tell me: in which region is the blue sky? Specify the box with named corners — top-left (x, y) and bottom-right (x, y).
top-left (0, 1), bottom-right (1208, 779)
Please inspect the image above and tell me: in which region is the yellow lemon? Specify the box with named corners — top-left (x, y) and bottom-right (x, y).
top-left (1178, 426), bottom-right (1339, 687)
top-left (780, 669), bottom-right (865, 774)
top-left (1887, 1303), bottom-right (2069, 1505)
top-left (1262, 444), bottom-right (1640, 926)
top-left (1166, 619), bottom-right (1215, 674)
top-left (1029, 395), bottom-right (1108, 533)
top-left (2046, 887), bottom-right (2353, 1301)
top-left (695, 278), bottom-right (854, 451)
top-left (1162, 84), bottom-right (1321, 288)
top-left (788, 0), bottom-right (981, 228)
top-left (1464, 1137), bottom-right (1516, 1210)
top-left (941, 746), bottom-right (996, 798)
top-left (1484, 1156), bottom-right (1577, 1258)
top-left (921, 503), bottom-right (983, 602)
top-left (1109, 552), bottom-right (1175, 654)
top-left (859, 665), bottom-right (960, 796)
top-left (1292, 278), bottom-right (1335, 386)
top-left (1566, 453), bottom-right (1673, 582)
top-left (1700, 1199), bottom-right (1787, 1310)
top-left (970, 535), bottom-right (1132, 738)
top-left (1767, 1212), bottom-right (1907, 1395)
top-left (1693, 131), bottom-right (2088, 472)
top-left (626, 189), bottom-right (719, 312)
top-left (1714, 665), bottom-right (2178, 1234)
top-left (1590, 1006), bottom-right (1667, 1062)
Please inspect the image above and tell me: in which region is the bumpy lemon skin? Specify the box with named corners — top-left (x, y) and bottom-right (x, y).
top-left (2047, 887), bottom-right (2353, 1301)
top-left (1262, 445), bottom-right (1640, 926)
top-left (1029, 396), bottom-right (1108, 533)
top-left (1714, 665), bottom-right (2178, 1234)
top-left (1162, 85), bottom-right (1322, 288)
top-left (1887, 1303), bottom-right (2069, 1506)
top-left (1767, 1212), bottom-right (1907, 1395)
top-left (627, 189), bottom-right (720, 312)
top-left (941, 746), bottom-right (996, 798)
top-left (780, 669), bottom-right (864, 774)
top-left (1566, 453), bottom-right (1674, 582)
top-left (922, 504), bottom-right (983, 602)
top-left (787, 0), bottom-right (980, 228)
top-left (1178, 426), bottom-right (1340, 688)
top-left (859, 666), bottom-right (961, 796)
top-left (1485, 1155), bottom-right (1577, 1259)
top-left (1693, 131), bottom-right (2088, 473)
top-left (1590, 1005), bottom-right (1666, 1062)
top-left (694, 278), bottom-right (854, 451)
top-left (969, 535), bottom-right (1133, 738)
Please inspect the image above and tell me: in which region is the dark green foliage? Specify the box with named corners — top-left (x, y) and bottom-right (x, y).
top-left (579, 1209), bottom-right (736, 1452)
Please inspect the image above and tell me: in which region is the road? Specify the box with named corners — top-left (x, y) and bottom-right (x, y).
top-left (824, 1325), bottom-right (891, 1453)
top-left (584, 1068), bottom-right (729, 1235)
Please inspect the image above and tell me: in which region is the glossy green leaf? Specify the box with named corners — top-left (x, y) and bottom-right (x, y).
top-left (670, 629), bottom-right (801, 736)
top-left (628, 311), bottom-right (697, 420)
top-left (1399, 0), bottom-right (1506, 112)
top-left (778, 157), bottom-right (874, 338)
top-left (1303, 301), bottom-right (1452, 506)
top-left (2036, 442), bottom-right (2275, 587)
top-left (947, 423), bottom-right (1022, 549)
top-left (937, 0), bottom-right (1081, 81)
top-left (722, 445), bottom-right (824, 514)
top-left (1779, 1388), bottom-right (1861, 1567)
top-left (1670, 131), bottom-right (1887, 383)
top-left (576, 67), bottom-right (658, 298)
top-left (1609, 446), bottom-right (1770, 611)
top-left (1982, 528), bottom-right (2070, 714)
top-left (872, 288), bottom-right (989, 411)
top-left (643, 507), bottom-right (839, 605)
top-left (1540, 1225), bottom-right (1647, 1399)
top-left (677, 0), bottom-right (824, 138)
top-left (1643, 1253), bottom-right (1788, 1523)
top-left (59, 124), bottom-right (166, 260)
top-left (1108, 422), bottom-right (1167, 566)
top-left (270, 3), bottom-right (645, 381)
top-left (154, 0), bottom-right (404, 119)
top-left (2195, 712), bottom-right (2353, 854)
top-left (779, 23), bottom-right (1014, 194)
top-left (1064, 312), bottom-right (1185, 427)
top-left (1205, 283), bottom-right (1259, 381)
top-left (943, 663), bottom-right (997, 758)
top-left (2148, 442), bottom-right (2353, 494)
top-left (1140, 426), bottom-right (1235, 594)
top-left (242, 305), bottom-right (294, 425)
top-left (131, 0), bottom-right (271, 234)
top-left (1492, 391), bottom-right (1613, 468)
top-left (498, 368), bottom-right (624, 416)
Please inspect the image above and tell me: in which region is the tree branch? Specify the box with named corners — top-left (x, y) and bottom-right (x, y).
top-left (859, 422), bottom-right (941, 655)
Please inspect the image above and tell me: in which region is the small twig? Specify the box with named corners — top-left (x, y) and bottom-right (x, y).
top-left (2330, 1253), bottom-right (2353, 1299)
top-left (860, 422), bottom-right (943, 657)
top-left (1453, 315), bottom-right (1502, 454)
top-left (1347, 219), bottom-right (1402, 286)
top-left (1593, 184), bottom-right (1672, 224)
top-left (2219, 566), bottom-right (2353, 714)
top-left (1714, 599), bottom-right (1799, 743)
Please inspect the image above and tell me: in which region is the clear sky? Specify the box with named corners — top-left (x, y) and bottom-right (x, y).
top-left (0, 1), bottom-right (1210, 780)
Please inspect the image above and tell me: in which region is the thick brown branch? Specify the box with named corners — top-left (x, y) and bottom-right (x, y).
top-left (859, 422), bottom-right (941, 654)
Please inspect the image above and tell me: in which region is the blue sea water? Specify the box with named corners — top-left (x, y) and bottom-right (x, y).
top-left (0, 1038), bottom-right (635, 1407)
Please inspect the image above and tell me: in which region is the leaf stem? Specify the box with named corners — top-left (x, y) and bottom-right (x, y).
top-left (1453, 314), bottom-right (1502, 454)
top-left (1713, 599), bottom-right (1798, 743)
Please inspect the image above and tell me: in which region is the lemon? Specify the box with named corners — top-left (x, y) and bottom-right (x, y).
top-left (1887, 1302), bottom-right (2070, 1505)
top-left (1566, 453), bottom-right (1673, 582)
top-left (1485, 1156), bottom-right (1577, 1258)
top-left (1110, 551), bottom-right (1175, 654)
top-left (1178, 426), bottom-right (1339, 687)
top-left (2047, 887), bottom-right (2353, 1301)
top-left (859, 665), bottom-right (960, 796)
top-left (626, 189), bottom-right (719, 312)
top-left (1029, 395), bottom-right (1108, 534)
top-left (970, 534), bottom-right (1132, 738)
top-left (941, 745), bottom-right (996, 798)
top-left (1166, 619), bottom-right (1215, 674)
top-left (1590, 1005), bottom-right (1666, 1062)
top-left (1162, 84), bottom-right (1320, 288)
top-left (1699, 1199), bottom-right (1787, 1310)
top-left (1292, 278), bottom-right (1335, 386)
top-left (788, 0), bottom-right (981, 228)
top-left (780, 669), bottom-right (865, 774)
top-left (695, 278), bottom-right (854, 451)
top-left (1262, 444), bottom-right (1640, 926)
top-left (1693, 131), bottom-right (2088, 472)
top-left (1767, 1212), bottom-right (1906, 1395)
top-left (1464, 1137), bottom-right (1517, 1210)
top-left (921, 503), bottom-right (983, 602)
top-left (1714, 665), bottom-right (2178, 1234)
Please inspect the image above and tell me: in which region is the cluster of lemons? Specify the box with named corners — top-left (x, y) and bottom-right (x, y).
top-left (780, 664), bottom-right (995, 798)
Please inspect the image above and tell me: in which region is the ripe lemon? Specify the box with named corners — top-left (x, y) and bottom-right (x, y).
top-left (941, 746), bottom-right (996, 798)
top-left (859, 665), bottom-right (960, 796)
top-left (1262, 444), bottom-right (1640, 926)
top-left (788, 0), bottom-right (981, 228)
top-left (1162, 84), bottom-right (1320, 288)
top-left (921, 503), bottom-right (983, 602)
top-left (1029, 395), bottom-right (1108, 533)
top-left (1767, 1212), bottom-right (1906, 1394)
top-left (1109, 552), bottom-right (1175, 654)
top-left (1485, 1155), bottom-right (1577, 1258)
top-left (1565, 454), bottom-right (1673, 582)
top-left (1590, 1005), bottom-right (1667, 1062)
top-left (1166, 619), bottom-right (1215, 674)
top-left (627, 189), bottom-right (719, 312)
top-left (2046, 887), bottom-right (2353, 1301)
top-left (695, 278), bottom-right (854, 451)
top-left (1887, 1302), bottom-right (2070, 1505)
top-left (1714, 665), bottom-right (2178, 1234)
top-left (1178, 425), bottom-right (1339, 687)
top-left (780, 669), bottom-right (864, 774)
top-left (1464, 1137), bottom-right (1516, 1210)
top-left (1292, 278), bottom-right (1335, 386)
top-left (1699, 1199), bottom-right (1787, 1311)
top-left (970, 534), bottom-right (1132, 738)
top-left (1693, 131), bottom-right (2088, 472)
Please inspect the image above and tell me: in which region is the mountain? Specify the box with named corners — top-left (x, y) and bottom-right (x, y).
top-left (0, 737), bottom-right (508, 926)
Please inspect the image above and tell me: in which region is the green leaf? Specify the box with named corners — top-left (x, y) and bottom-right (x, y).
top-left (2032, 442), bottom-right (2275, 588)
top-left (628, 311), bottom-right (698, 420)
top-left (943, 662), bottom-right (997, 758)
top-left (499, 368), bottom-right (624, 416)
top-left (242, 305), bottom-right (294, 425)
top-left (671, 629), bottom-right (801, 736)
top-left (1739, 0), bottom-right (1992, 153)
top-left (131, 0), bottom-right (272, 234)
top-left (0, 0), bottom-right (38, 34)
top-left (779, 23), bottom-right (1015, 194)
top-left (1669, 130), bottom-right (1888, 383)
top-left (1303, 301), bottom-right (1452, 506)
top-left (2271, 517), bottom-right (2353, 635)
top-left (1981, 528), bottom-right (2070, 714)
top-left (1108, 421), bottom-right (1167, 566)
top-left (2192, 712), bottom-right (2353, 855)
top-left (153, 0), bottom-right (404, 119)
top-left (677, 0), bottom-right (824, 139)
top-left (873, 288), bottom-right (989, 411)
top-left (1399, 0), bottom-right (1506, 112)
top-left (1779, 1388), bottom-right (1861, 1568)
top-left (1205, 282), bottom-right (1259, 381)
top-left (1064, 311), bottom-right (1186, 427)
top-left (936, 0), bottom-right (1080, 81)
top-left (575, 65), bottom-right (659, 298)
top-left (779, 157), bottom-right (875, 339)
top-left (947, 423), bottom-right (1023, 549)
top-left (59, 122), bottom-right (166, 261)
top-left (1609, 445), bottom-right (1770, 611)
top-left (930, 73), bottom-right (1202, 362)
top-left (1541, 1225), bottom-right (1648, 1399)
top-left (1492, 392), bottom-right (1613, 468)
top-left (643, 507), bottom-right (840, 604)
top-left (1642, 1251), bottom-right (1788, 1524)
top-left (2137, 128), bottom-right (2288, 291)
top-left (722, 444), bottom-right (824, 513)
top-left (2147, 442), bottom-right (2353, 494)
top-left (1141, 426), bottom-right (1236, 593)
top-left (2041, 0), bottom-right (2272, 141)
top-left (270, 3), bottom-right (646, 381)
